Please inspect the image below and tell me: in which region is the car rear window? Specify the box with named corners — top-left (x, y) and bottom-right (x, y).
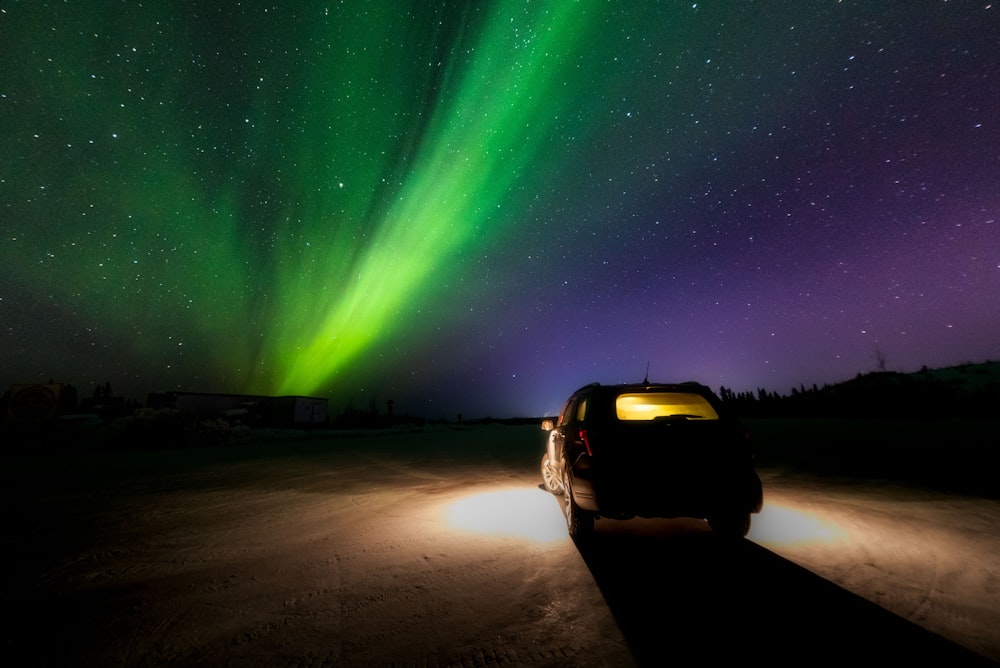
top-left (615, 392), bottom-right (719, 421)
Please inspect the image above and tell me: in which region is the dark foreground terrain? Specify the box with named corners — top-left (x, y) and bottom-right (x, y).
top-left (2, 420), bottom-right (998, 666)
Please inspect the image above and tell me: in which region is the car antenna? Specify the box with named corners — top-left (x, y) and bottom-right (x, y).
top-left (643, 361), bottom-right (650, 384)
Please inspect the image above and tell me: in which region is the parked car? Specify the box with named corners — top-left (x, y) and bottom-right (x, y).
top-left (540, 381), bottom-right (763, 541)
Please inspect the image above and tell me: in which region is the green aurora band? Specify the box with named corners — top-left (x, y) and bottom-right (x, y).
top-left (4, 2), bottom-right (614, 399)
top-left (269, 2), bottom-right (604, 396)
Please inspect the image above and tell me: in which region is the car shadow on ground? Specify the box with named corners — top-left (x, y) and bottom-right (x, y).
top-left (575, 520), bottom-right (997, 667)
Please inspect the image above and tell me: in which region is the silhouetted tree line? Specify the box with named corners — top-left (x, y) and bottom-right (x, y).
top-left (721, 363), bottom-right (1000, 419)
top-left (331, 397), bottom-right (427, 429)
top-left (5, 362), bottom-right (997, 428)
top-left (77, 382), bottom-right (141, 418)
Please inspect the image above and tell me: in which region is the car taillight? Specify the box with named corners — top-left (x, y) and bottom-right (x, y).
top-left (579, 428), bottom-right (593, 456)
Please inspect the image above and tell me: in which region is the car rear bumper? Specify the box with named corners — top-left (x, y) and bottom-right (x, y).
top-left (570, 465), bottom-right (762, 519)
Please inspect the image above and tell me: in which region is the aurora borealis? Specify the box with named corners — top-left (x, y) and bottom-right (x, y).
top-left (2, 2), bottom-right (999, 419)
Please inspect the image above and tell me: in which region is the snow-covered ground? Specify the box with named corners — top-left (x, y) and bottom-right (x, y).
top-left (2, 423), bottom-right (998, 666)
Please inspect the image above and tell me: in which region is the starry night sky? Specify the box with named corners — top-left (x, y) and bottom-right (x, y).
top-left (2, 2), bottom-right (999, 419)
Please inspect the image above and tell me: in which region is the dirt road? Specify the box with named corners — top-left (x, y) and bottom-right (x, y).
top-left (3, 424), bottom-right (998, 666)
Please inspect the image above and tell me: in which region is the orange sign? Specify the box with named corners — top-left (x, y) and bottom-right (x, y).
top-left (7, 384), bottom-right (62, 422)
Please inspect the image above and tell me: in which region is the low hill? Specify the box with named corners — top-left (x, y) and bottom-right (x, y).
top-left (725, 360), bottom-right (1000, 419)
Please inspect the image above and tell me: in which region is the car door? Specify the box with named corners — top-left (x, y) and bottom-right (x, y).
top-left (548, 396), bottom-right (578, 476)
top-left (558, 395), bottom-right (595, 475)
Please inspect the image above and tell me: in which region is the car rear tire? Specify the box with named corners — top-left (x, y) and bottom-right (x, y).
top-left (708, 512), bottom-right (751, 539)
top-left (562, 471), bottom-right (594, 541)
top-left (540, 454), bottom-right (563, 495)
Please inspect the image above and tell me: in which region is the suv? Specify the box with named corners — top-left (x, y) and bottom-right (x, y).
top-left (540, 381), bottom-right (763, 540)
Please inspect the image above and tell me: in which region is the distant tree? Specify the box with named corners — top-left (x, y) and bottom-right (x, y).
top-left (874, 345), bottom-right (887, 372)
top-left (93, 381), bottom-right (113, 401)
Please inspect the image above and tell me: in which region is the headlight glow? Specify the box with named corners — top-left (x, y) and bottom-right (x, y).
top-left (444, 487), bottom-right (568, 544)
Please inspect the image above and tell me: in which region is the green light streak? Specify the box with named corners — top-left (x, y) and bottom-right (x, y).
top-left (1, 1), bottom-right (608, 398)
top-left (268, 1), bottom-right (603, 395)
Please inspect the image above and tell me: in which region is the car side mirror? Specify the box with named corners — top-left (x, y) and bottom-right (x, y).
top-left (541, 419), bottom-right (554, 431)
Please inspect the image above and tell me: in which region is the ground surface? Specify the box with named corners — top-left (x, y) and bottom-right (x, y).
top-left (2, 423), bottom-right (999, 667)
